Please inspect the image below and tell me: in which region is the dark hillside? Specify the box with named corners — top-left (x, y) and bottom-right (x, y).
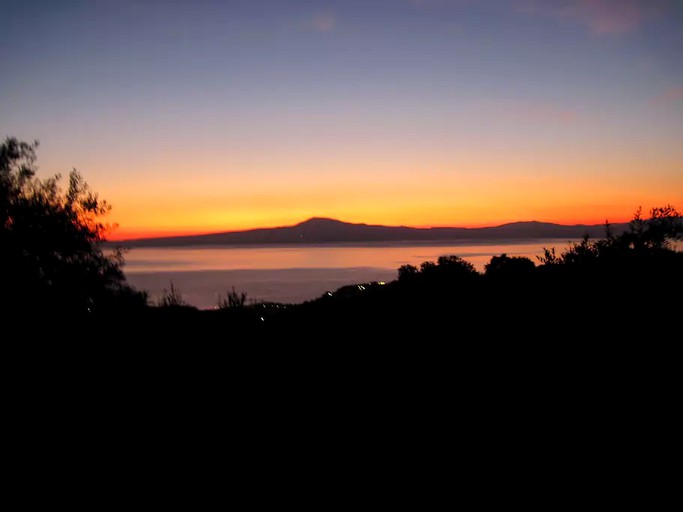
top-left (115, 217), bottom-right (629, 247)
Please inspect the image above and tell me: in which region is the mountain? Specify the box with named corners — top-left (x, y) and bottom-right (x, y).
top-left (112, 217), bottom-right (628, 248)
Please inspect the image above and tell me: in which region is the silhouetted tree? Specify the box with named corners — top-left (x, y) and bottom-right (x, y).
top-left (624, 205), bottom-right (682, 251)
top-left (397, 264), bottom-right (419, 282)
top-left (437, 254), bottom-right (477, 274)
top-left (536, 205), bottom-right (682, 269)
top-left (419, 260), bottom-right (438, 275)
top-left (485, 254), bottom-right (535, 277)
top-left (414, 255), bottom-right (478, 279)
top-left (530, 205), bottom-right (683, 323)
top-left (0, 137), bottom-right (147, 315)
top-left (394, 254), bottom-right (481, 304)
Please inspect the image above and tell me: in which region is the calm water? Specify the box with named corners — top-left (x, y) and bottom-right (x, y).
top-left (122, 240), bottom-right (575, 309)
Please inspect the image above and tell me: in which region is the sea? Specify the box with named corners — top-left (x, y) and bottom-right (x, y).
top-left (121, 239), bottom-right (577, 309)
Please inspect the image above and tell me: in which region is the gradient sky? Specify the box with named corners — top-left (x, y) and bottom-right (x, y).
top-left (2, 0), bottom-right (682, 239)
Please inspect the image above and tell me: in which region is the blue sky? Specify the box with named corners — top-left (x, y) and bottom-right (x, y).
top-left (1, 0), bottom-right (681, 236)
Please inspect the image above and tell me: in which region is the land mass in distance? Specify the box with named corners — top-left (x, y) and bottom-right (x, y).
top-left (111, 217), bottom-right (628, 248)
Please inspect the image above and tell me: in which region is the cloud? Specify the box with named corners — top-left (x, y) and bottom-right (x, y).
top-left (651, 86), bottom-right (683, 105)
top-left (518, 0), bottom-right (668, 35)
top-left (310, 12), bottom-right (336, 32)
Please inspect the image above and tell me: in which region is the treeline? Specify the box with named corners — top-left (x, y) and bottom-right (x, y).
top-left (132, 202), bottom-right (682, 340)
top-left (259, 207), bottom-right (682, 338)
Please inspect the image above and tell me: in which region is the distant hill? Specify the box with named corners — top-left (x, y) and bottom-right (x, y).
top-left (112, 217), bottom-right (629, 248)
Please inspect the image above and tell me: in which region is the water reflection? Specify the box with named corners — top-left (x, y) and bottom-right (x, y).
top-left (123, 240), bottom-right (576, 274)
top-left (121, 240), bottom-right (578, 308)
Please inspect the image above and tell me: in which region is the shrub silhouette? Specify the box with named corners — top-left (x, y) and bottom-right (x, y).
top-left (399, 255), bottom-right (478, 282)
top-left (537, 205), bottom-right (681, 269)
top-left (398, 264), bottom-right (419, 282)
top-left (217, 287), bottom-right (248, 309)
top-left (0, 137), bottom-right (147, 315)
top-left (484, 254), bottom-right (535, 277)
top-left (158, 281), bottom-right (187, 307)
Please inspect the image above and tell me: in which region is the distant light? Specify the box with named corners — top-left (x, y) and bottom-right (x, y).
top-left (260, 317), bottom-right (265, 321)
top-left (378, 281), bottom-right (385, 285)
top-left (358, 285), bottom-right (365, 291)
top-left (327, 292), bottom-right (332, 296)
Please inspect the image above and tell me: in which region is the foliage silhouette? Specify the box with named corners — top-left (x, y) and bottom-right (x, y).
top-left (397, 264), bottom-right (419, 281)
top-left (258, 205), bottom-right (681, 339)
top-left (158, 281), bottom-right (187, 307)
top-left (538, 205), bottom-right (682, 267)
top-left (398, 254), bottom-right (478, 283)
top-left (217, 287), bottom-right (249, 309)
top-left (484, 254), bottom-right (535, 277)
top-left (1, 136), bottom-right (147, 315)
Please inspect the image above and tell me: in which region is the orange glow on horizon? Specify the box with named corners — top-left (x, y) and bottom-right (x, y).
top-left (107, 208), bottom-right (646, 241)
top-left (89, 149), bottom-right (681, 241)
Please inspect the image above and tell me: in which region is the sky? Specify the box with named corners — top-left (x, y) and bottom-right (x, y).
top-left (1, 0), bottom-right (682, 239)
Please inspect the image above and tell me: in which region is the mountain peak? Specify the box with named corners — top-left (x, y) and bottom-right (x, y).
top-left (296, 217), bottom-right (349, 227)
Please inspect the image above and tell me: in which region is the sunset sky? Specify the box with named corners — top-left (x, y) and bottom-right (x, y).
top-left (2, 0), bottom-right (682, 239)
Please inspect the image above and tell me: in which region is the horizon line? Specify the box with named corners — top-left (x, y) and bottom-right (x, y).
top-left (107, 215), bottom-right (632, 243)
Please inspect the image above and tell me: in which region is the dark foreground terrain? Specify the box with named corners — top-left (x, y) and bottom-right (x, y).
top-left (10, 251), bottom-right (680, 503)
top-left (8, 217), bottom-right (683, 504)
top-left (83, 244), bottom-right (683, 340)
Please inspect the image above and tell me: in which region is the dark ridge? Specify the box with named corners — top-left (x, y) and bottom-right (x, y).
top-left (110, 217), bottom-right (629, 248)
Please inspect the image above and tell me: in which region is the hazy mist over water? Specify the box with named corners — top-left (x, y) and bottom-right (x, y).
top-left (122, 240), bottom-right (575, 309)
